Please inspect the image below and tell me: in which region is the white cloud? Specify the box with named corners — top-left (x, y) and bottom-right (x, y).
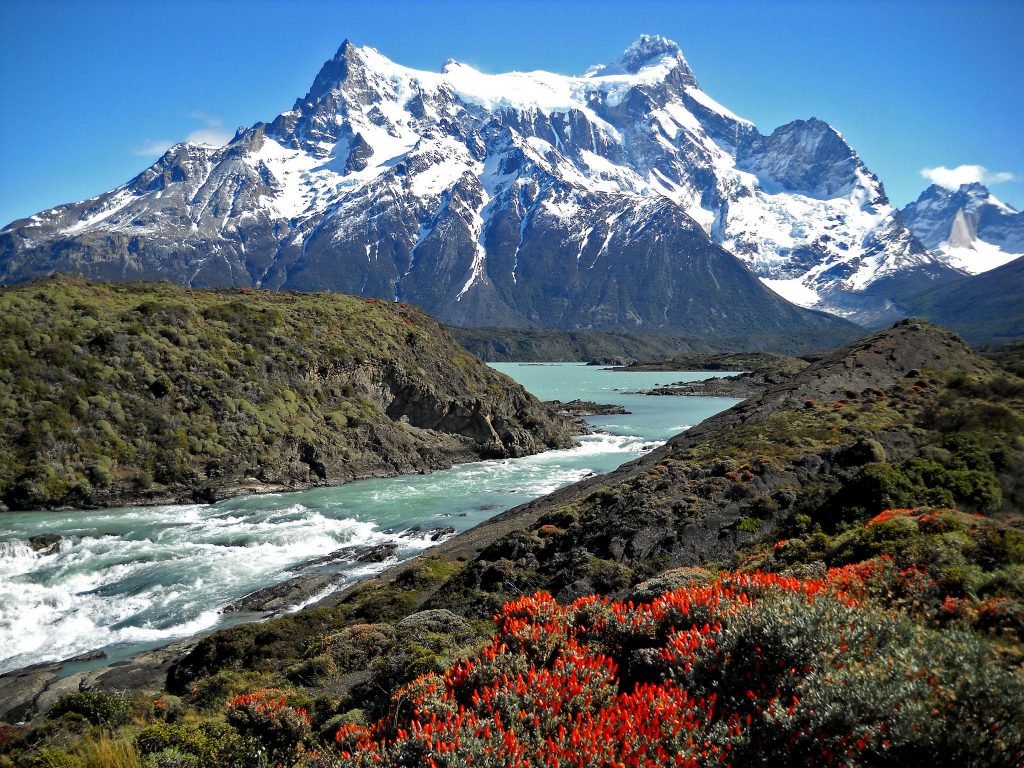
top-left (133, 138), bottom-right (175, 156)
top-left (133, 113), bottom-right (231, 156)
top-left (920, 164), bottom-right (1017, 189)
top-left (186, 112), bottom-right (232, 147)
top-left (186, 127), bottom-right (233, 146)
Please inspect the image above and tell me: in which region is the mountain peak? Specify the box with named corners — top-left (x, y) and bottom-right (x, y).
top-left (592, 34), bottom-right (697, 85)
top-left (0, 37), bottom-right (947, 329)
top-left (902, 179), bottom-right (1023, 274)
top-left (333, 39), bottom-right (357, 60)
top-left (736, 116), bottom-right (878, 202)
top-left (914, 181), bottom-right (997, 207)
top-left (619, 34), bottom-right (683, 70)
top-left (958, 181), bottom-right (989, 193)
top-left (300, 38), bottom-right (376, 104)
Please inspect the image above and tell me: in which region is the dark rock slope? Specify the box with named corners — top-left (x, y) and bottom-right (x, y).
top-left (0, 276), bottom-right (574, 511)
top-left (903, 256), bottom-right (1024, 344)
top-left (418, 320), bottom-right (1003, 607)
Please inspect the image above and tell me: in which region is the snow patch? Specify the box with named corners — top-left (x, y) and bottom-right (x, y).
top-left (938, 240), bottom-right (1023, 275)
top-left (408, 139), bottom-right (474, 197)
top-left (456, 186), bottom-right (492, 302)
top-left (683, 87), bottom-right (752, 126)
top-left (63, 188), bottom-right (137, 234)
top-left (760, 276), bottom-right (821, 307)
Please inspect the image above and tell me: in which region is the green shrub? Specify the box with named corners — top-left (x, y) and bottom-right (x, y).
top-left (840, 462), bottom-right (919, 517)
top-left (15, 749), bottom-right (82, 768)
top-left (315, 623), bottom-right (396, 671)
top-left (736, 516), bottom-right (761, 533)
top-left (140, 748), bottom-right (199, 768)
top-left (48, 691), bottom-right (131, 727)
top-left (135, 722), bottom-right (241, 767)
top-left (285, 654), bottom-right (339, 686)
top-left (180, 670), bottom-right (268, 712)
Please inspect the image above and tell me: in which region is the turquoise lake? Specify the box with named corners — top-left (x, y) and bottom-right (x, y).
top-left (0, 364), bottom-right (740, 674)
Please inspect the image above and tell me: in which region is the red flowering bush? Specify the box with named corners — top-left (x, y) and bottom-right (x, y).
top-left (225, 688), bottom-right (312, 767)
top-left (770, 507), bottom-right (1024, 640)
top-left (312, 569), bottom-right (1023, 767)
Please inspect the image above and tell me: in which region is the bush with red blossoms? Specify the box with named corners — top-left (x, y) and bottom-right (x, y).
top-left (309, 566), bottom-right (1023, 768)
top-left (225, 687), bottom-right (312, 767)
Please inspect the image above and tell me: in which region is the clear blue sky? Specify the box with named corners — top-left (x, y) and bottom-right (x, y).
top-left (1, 0), bottom-right (1021, 227)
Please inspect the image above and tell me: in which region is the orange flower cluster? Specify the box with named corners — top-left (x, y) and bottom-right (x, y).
top-left (325, 565), bottom-right (943, 767)
top-left (226, 688), bottom-right (312, 766)
top-left (865, 508), bottom-right (916, 527)
top-left (226, 689), bottom-right (310, 725)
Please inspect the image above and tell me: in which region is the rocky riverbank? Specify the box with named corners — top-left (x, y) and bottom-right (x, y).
top-left (612, 351), bottom-right (808, 372)
top-left (543, 399), bottom-right (630, 434)
top-left (623, 352), bottom-right (809, 398)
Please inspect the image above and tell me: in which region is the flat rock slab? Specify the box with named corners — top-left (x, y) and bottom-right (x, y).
top-left (223, 573), bottom-right (339, 614)
top-left (0, 637), bottom-right (197, 724)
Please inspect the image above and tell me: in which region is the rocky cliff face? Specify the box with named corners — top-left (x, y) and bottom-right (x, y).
top-left (0, 36), bottom-right (947, 329)
top-left (0, 277), bottom-right (574, 511)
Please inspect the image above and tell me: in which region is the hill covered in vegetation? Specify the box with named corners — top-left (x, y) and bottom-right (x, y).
top-left (904, 256), bottom-right (1024, 345)
top-left (0, 277), bottom-right (573, 511)
top-left (2, 320), bottom-right (1022, 766)
top-left (450, 325), bottom-right (860, 363)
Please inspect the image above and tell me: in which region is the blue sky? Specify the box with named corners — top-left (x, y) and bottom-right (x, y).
top-left (0, 0), bottom-right (1021, 227)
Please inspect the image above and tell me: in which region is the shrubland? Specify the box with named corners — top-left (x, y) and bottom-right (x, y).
top-left (3, 319), bottom-right (1022, 766)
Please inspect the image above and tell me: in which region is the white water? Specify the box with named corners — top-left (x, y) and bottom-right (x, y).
top-left (0, 364), bottom-right (740, 674)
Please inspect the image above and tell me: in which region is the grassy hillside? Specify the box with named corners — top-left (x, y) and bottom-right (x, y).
top-left (2, 320), bottom-right (1022, 766)
top-left (450, 325), bottom-right (861, 362)
top-left (0, 276), bottom-right (571, 511)
top-left (903, 256), bottom-right (1024, 344)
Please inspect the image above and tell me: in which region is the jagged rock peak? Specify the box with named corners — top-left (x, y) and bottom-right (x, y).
top-left (766, 118), bottom-right (854, 155)
top-left (901, 181), bottom-right (1024, 275)
top-left (737, 117), bottom-right (883, 203)
top-left (912, 182), bottom-right (1016, 213)
top-left (618, 35), bottom-right (683, 70)
top-left (301, 38), bottom-right (362, 103)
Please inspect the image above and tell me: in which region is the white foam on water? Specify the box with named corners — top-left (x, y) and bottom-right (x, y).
top-left (0, 430), bottom-right (671, 672)
top-left (0, 502), bottom-right (385, 673)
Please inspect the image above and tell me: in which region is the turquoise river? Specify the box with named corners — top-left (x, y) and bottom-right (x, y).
top-left (0, 364), bottom-right (740, 674)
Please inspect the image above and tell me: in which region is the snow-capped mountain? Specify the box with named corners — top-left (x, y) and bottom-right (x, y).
top-left (900, 183), bottom-right (1024, 275)
top-left (0, 36), bottom-right (945, 328)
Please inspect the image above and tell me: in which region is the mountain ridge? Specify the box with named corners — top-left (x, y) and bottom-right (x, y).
top-left (0, 37), bottom-right (958, 329)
